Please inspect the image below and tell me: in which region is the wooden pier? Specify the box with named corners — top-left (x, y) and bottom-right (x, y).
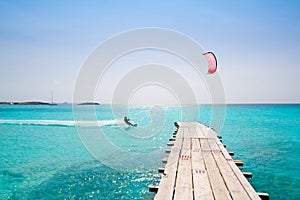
top-left (150, 122), bottom-right (268, 200)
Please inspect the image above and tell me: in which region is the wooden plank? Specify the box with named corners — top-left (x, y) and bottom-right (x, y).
top-left (191, 138), bottom-right (214, 200)
top-left (154, 128), bottom-right (184, 200)
top-left (177, 122), bottom-right (188, 128)
top-left (176, 122), bottom-right (183, 127)
top-left (234, 160), bottom-right (244, 166)
top-left (208, 139), bottom-right (251, 200)
top-left (187, 125), bottom-right (198, 139)
top-left (217, 140), bottom-right (261, 200)
top-left (243, 172), bottom-right (253, 178)
top-left (174, 128), bottom-right (193, 200)
top-left (227, 158), bottom-right (261, 199)
top-left (200, 138), bottom-right (211, 151)
top-left (149, 185), bottom-right (159, 192)
top-left (196, 123), bottom-right (218, 139)
top-left (158, 167), bottom-right (165, 173)
top-left (162, 157), bottom-right (168, 164)
top-left (195, 124), bottom-right (207, 138)
top-left (257, 192), bottom-right (269, 200)
top-left (176, 124), bottom-right (184, 139)
top-left (165, 149), bottom-right (171, 153)
top-left (201, 138), bottom-right (231, 200)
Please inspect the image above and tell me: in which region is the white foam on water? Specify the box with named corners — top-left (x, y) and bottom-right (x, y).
top-left (0, 119), bottom-right (125, 127)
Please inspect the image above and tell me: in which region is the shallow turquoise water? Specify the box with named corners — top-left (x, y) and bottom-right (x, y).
top-left (0, 104), bottom-right (299, 199)
top-left (221, 105), bottom-right (300, 200)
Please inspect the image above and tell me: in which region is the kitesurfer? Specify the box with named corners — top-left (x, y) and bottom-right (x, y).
top-left (124, 116), bottom-right (137, 127)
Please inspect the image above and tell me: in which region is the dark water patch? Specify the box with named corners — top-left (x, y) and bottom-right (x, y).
top-left (2, 170), bottom-right (24, 179)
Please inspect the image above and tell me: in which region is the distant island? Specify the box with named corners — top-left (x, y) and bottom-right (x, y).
top-left (0, 101), bottom-right (53, 105)
top-left (0, 102), bottom-right (12, 105)
top-left (77, 102), bottom-right (100, 105)
top-left (0, 101), bottom-right (100, 105)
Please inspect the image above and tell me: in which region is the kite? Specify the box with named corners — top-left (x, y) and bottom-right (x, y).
top-left (203, 52), bottom-right (217, 74)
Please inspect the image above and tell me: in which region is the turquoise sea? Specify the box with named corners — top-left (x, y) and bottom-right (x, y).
top-left (0, 104), bottom-right (299, 199)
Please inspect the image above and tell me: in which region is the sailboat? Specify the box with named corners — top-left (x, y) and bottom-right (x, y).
top-left (50, 91), bottom-right (58, 106)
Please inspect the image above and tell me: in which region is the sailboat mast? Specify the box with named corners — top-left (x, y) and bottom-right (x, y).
top-left (51, 91), bottom-right (53, 104)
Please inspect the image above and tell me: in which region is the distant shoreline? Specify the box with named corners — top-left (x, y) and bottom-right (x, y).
top-left (0, 102), bottom-right (299, 106)
top-left (77, 102), bottom-right (100, 105)
top-left (0, 101), bottom-right (101, 105)
top-left (0, 101), bottom-right (53, 105)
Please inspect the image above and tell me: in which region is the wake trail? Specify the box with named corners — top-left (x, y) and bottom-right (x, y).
top-left (0, 119), bottom-right (126, 127)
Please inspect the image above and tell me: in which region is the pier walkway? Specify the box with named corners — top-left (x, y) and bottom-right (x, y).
top-left (153, 122), bottom-right (264, 200)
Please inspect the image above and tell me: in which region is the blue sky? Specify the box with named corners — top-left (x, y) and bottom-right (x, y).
top-left (0, 0), bottom-right (299, 103)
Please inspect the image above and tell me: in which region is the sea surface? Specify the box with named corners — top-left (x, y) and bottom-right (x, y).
top-left (0, 104), bottom-right (299, 199)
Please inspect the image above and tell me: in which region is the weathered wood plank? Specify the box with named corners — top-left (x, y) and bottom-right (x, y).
top-left (191, 138), bottom-right (214, 200)
top-left (200, 138), bottom-right (211, 151)
top-left (187, 125), bottom-right (198, 138)
top-left (195, 124), bottom-right (207, 138)
top-left (217, 140), bottom-right (261, 200)
top-left (174, 127), bottom-right (193, 200)
top-left (154, 129), bottom-right (184, 200)
top-left (208, 139), bottom-right (251, 200)
top-left (201, 138), bottom-right (231, 200)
